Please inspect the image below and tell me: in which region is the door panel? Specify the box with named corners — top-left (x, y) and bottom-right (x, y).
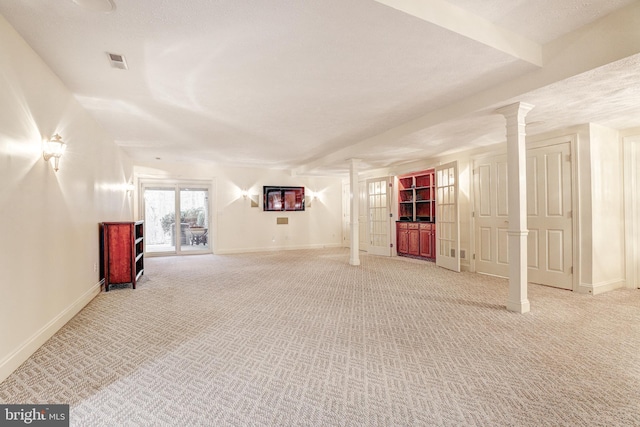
top-left (367, 177), bottom-right (392, 256)
top-left (474, 155), bottom-right (509, 276)
top-left (436, 162), bottom-right (460, 272)
top-left (527, 143), bottom-right (572, 288)
top-left (143, 187), bottom-right (177, 254)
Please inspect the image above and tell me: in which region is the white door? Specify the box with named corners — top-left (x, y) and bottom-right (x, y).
top-left (527, 143), bottom-right (573, 289)
top-left (342, 182), bottom-right (350, 247)
top-left (474, 141), bottom-right (573, 289)
top-left (436, 162), bottom-right (460, 272)
top-left (359, 180), bottom-right (368, 250)
top-left (343, 181), bottom-right (375, 252)
top-left (367, 177), bottom-right (392, 256)
top-left (474, 155), bottom-right (510, 276)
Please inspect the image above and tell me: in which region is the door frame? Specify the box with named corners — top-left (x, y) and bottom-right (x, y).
top-left (470, 134), bottom-right (580, 291)
top-left (139, 179), bottom-right (214, 256)
top-left (624, 134), bottom-right (640, 289)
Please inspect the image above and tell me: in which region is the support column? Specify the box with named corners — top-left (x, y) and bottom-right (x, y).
top-left (496, 102), bottom-right (534, 313)
top-left (349, 159), bottom-right (361, 266)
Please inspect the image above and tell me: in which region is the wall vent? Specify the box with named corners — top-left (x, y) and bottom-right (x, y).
top-left (107, 52), bottom-right (128, 70)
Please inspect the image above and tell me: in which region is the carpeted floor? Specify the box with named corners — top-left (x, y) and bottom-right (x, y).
top-left (1, 248), bottom-right (639, 426)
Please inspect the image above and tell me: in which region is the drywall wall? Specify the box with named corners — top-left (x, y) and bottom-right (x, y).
top-left (586, 123), bottom-right (625, 293)
top-left (133, 162), bottom-right (343, 253)
top-left (0, 15), bottom-right (133, 382)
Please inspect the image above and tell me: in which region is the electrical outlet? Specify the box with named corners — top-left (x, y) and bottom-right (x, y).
top-left (93, 262), bottom-right (98, 272)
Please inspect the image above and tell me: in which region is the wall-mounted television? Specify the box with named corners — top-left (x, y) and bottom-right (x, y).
top-left (263, 186), bottom-right (305, 211)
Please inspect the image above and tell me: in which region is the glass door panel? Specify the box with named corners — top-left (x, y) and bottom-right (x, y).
top-left (367, 177), bottom-right (391, 256)
top-left (144, 187), bottom-right (177, 254)
top-left (179, 188), bottom-right (209, 253)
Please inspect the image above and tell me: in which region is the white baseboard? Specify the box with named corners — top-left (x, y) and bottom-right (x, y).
top-left (216, 243), bottom-right (343, 255)
top-left (0, 281), bottom-right (102, 383)
top-left (577, 278), bottom-right (625, 295)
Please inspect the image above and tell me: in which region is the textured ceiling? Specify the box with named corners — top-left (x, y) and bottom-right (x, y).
top-left (1, 0), bottom-right (639, 175)
top-left (446, 0), bottom-right (636, 43)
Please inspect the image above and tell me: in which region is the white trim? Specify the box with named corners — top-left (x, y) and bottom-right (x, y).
top-left (577, 278), bottom-right (625, 295)
top-left (0, 282), bottom-right (101, 383)
top-left (568, 134), bottom-right (580, 293)
top-left (215, 243), bottom-right (343, 255)
top-left (623, 134), bottom-right (640, 289)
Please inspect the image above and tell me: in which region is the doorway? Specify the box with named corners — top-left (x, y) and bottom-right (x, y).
top-left (142, 183), bottom-right (211, 255)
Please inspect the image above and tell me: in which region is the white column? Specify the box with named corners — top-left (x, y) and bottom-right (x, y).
top-left (349, 159), bottom-right (361, 266)
top-left (496, 102), bottom-right (534, 313)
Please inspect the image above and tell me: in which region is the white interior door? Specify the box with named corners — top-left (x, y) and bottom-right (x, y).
top-left (474, 141), bottom-right (573, 289)
top-left (367, 177), bottom-right (392, 256)
top-left (527, 143), bottom-right (572, 289)
top-left (474, 155), bottom-right (510, 277)
top-left (342, 182), bottom-right (350, 247)
top-left (436, 162), bottom-right (460, 272)
top-left (359, 180), bottom-right (368, 250)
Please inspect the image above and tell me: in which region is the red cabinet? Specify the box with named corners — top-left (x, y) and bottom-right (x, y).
top-left (396, 169), bottom-right (436, 260)
top-left (397, 222), bottom-right (409, 254)
top-left (100, 221), bottom-right (144, 291)
top-left (408, 223), bottom-right (420, 256)
top-left (419, 223), bottom-right (435, 259)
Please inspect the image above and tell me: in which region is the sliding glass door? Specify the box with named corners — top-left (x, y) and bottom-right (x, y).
top-left (142, 183), bottom-right (211, 255)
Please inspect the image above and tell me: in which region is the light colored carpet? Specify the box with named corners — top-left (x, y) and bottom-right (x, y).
top-left (1, 248), bottom-right (639, 426)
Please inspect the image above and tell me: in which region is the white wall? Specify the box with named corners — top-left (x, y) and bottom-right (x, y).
top-left (0, 15), bottom-right (133, 382)
top-left (134, 162), bottom-right (343, 253)
top-left (583, 124), bottom-right (626, 293)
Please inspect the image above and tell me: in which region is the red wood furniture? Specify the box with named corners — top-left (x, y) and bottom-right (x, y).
top-left (397, 170), bottom-right (436, 260)
top-left (100, 221), bottom-right (144, 291)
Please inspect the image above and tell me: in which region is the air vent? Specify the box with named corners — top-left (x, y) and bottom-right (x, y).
top-left (107, 52), bottom-right (128, 70)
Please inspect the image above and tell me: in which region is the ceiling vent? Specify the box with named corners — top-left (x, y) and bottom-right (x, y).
top-left (107, 53), bottom-right (128, 70)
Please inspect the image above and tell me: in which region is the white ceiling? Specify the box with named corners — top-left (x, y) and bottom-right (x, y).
top-left (1, 0), bottom-right (639, 175)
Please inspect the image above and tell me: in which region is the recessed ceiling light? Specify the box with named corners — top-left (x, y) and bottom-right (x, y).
top-left (72, 0), bottom-right (115, 13)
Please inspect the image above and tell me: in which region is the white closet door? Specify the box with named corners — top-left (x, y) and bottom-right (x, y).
top-left (526, 143), bottom-right (572, 289)
top-left (474, 155), bottom-right (510, 277)
top-left (473, 141), bottom-right (573, 289)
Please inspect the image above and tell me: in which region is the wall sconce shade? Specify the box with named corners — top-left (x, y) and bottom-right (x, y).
top-left (43, 134), bottom-right (66, 172)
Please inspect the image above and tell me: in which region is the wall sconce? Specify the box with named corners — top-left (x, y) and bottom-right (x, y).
top-left (242, 189), bottom-right (248, 199)
top-left (125, 182), bottom-right (135, 197)
top-left (306, 190), bottom-right (318, 208)
top-left (43, 134), bottom-right (66, 172)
